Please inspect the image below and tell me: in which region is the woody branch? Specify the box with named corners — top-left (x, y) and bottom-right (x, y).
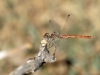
top-left (9, 39), bottom-right (56, 75)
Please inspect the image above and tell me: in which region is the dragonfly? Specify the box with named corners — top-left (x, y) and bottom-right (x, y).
top-left (41, 14), bottom-right (93, 55)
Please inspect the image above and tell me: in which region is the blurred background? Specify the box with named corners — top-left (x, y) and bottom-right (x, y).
top-left (0, 0), bottom-right (99, 75)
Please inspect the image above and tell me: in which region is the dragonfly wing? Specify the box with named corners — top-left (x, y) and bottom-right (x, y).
top-left (49, 20), bottom-right (61, 33)
top-left (61, 14), bottom-right (76, 34)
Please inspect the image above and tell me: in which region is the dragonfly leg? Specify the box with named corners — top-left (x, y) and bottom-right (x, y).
top-left (47, 41), bottom-right (57, 56)
top-left (53, 43), bottom-right (57, 56)
top-left (50, 41), bottom-right (57, 56)
top-left (47, 41), bottom-right (54, 49)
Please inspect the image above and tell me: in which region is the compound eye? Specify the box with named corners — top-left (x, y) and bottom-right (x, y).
top-left (45, 33), bottom-right (49, 36)
top-left (47, 33), bottom-right (49, 35)
top-left (43, 33), bottom-right (48, 37)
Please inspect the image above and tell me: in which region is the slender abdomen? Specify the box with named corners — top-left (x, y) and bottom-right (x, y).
top-left (61, 35), bottom-right (93, 39)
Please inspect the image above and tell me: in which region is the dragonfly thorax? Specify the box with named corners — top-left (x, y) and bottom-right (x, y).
top-left (50, 32), bottom-right (61, 40)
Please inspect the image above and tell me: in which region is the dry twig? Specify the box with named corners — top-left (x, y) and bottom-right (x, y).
top-left (9, 39), bottom-right (56, 75)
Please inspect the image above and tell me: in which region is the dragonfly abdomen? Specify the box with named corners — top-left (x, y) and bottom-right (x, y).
top-left (61, 35), bottom-right (93, 39)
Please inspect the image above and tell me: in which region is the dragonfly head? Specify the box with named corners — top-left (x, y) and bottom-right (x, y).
top-left (43, 33), bottom-right (50, 38)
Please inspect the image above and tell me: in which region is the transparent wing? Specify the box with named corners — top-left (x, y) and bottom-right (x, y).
top-left (61, 14), bottom-right (76, 34)
top-left (49, 20), bottom-right (61, 33)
